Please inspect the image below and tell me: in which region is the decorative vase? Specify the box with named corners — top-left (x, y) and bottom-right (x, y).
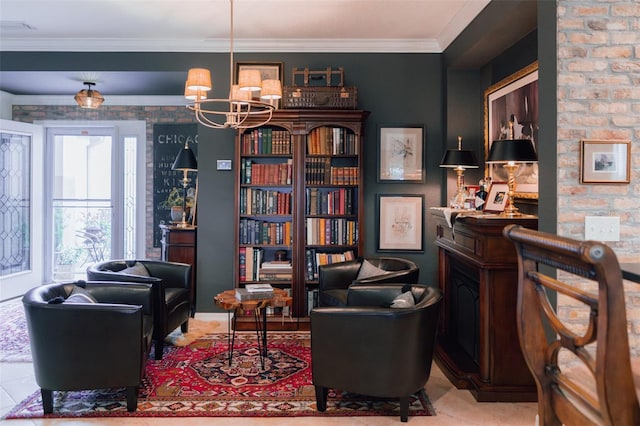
top-left (170, 206), bottom-right (184, 222)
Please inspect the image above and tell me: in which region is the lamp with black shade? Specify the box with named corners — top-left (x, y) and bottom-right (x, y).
top-left (485, 138), bottom-right (537, 217)
top-left (171, 142), bottom-right (198, 227)
top-left (439, 136), bottom-right (479, 209)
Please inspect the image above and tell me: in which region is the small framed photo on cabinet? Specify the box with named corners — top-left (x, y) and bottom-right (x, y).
top-left (483, 182), bottom-right (509, 213)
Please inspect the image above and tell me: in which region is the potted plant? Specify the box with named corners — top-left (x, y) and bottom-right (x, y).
top-left (160, 187), bottom-right (194, 222)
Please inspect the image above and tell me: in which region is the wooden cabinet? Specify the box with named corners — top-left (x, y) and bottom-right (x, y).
top-left (431, 209), bottom-right (538, 402)
top-left (160, 224), bottom-right (197, 315)
top-left (234, 109), bottom-right (369, 330)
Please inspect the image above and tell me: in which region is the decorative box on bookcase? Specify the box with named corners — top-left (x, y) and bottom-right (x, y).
top-left (234, 109), bottom-right (369, 331)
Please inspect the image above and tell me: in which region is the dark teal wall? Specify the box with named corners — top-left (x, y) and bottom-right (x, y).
top-left (196, 53), bottom-right (444, 312)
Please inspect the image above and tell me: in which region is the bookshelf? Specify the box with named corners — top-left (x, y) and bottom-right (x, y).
top-left (234, 109), bottom-right (369, 330)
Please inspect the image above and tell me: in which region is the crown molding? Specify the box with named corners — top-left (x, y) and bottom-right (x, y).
top-left (5, 93), bottom-right (186, 106)
top-left (0, 37), bottom-right (444, 53)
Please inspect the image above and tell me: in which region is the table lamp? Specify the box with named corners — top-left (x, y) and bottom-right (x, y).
top-left (440, 136), bottom-right (479, 209)
top-left (171, 141), bottom-right (198, 227)
top-left (485, 138), bottom-right (537, 217)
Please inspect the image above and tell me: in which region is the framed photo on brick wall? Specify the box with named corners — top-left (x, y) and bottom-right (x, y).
top-left (580, 139), bottom-right (630, 184)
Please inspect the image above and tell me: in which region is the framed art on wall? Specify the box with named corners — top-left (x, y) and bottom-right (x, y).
top-left (377, 194), bottom-right (424, 252)
top-left (484, 61), bottom-right (539, 199)
top-left (234, 61), bottom-right (284, 105)
top-left (580, 139), bottom-right (631, 184)
top-left (377, 125), bottom-right (425, 182)
top-left (483, 182), bottom-right (509, 213)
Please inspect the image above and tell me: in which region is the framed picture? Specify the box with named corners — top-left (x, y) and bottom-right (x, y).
top-left (484, 61), bottom-right (539, 199)
top-left (580, 139), bottom-right (631, 184)
top-left (378, 125), bottom-right (425, 182)
top-left (483, 182), bottom-right (509, 213)
top-left (377, 194), bottom-right (424, 252)
top-left (234, 61), bottom-right (284, 105)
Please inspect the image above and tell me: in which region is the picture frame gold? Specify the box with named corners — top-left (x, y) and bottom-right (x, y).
top-left (484, 61), bottom-right (539, 199)
top-left (377, 194), bottom-right (424, 252)
top-left (234, 61), bottom-right (284, 107)
top-left (580, 139), bottom-right (631, 184)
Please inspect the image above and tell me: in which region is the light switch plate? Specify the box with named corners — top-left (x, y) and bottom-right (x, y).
top-left (216, 159), bottom-right (232, 170)
top-left (585, 216), bottom-right (620, 241)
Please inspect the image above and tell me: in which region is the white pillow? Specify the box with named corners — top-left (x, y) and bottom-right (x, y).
top-left (390, 291), bottom-right (415, 308)
top-left (64, 286), bottom-right (98, 304)
top-left (120, 262), bottom-right (150, 277)
top-left (356, 259), bottom-right (391, 280)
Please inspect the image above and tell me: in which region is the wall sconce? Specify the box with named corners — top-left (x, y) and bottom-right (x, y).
top-left (439, 136), bottom-right (478, 209)
top-left (486, 138), bottom-right (538, 217)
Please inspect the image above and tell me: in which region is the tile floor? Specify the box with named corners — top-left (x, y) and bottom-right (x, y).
top-left (0, 310), bottom-right (538, 425)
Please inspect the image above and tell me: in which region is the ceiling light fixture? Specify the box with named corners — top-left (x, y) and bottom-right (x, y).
top-left (184, 0), bottom-right (281, 129)
top-left (74, 82), bottom-right (104, 109)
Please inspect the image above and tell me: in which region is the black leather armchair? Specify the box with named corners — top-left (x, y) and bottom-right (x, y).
top-left (22, 281), bottom-right (154, 413)
top-left (310, 284), bottom-right (442, 422)
top-left (86, 259), bottom-right (192, 359)
top-left (318, 257), bottom-right (419, 306)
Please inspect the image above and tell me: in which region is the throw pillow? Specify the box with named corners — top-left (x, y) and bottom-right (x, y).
top-left (120, 261), bottom-right (150, 277)
top-left (356, 259), bottom-right (391, 280)
top-left (390, 291), bottom-right (415, 308)
top-left (64, 286), bottom-right (98, 304)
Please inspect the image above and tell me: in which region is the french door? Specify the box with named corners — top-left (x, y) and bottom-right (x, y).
top-left (43, 122), bottom-right (146, 282)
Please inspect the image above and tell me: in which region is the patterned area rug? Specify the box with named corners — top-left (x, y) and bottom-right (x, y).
top-left (0, 297), bottom-right (31, 362)
top-left (4, 332), bottom-right (435, 419)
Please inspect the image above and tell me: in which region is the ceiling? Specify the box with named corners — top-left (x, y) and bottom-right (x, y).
top-left (0, 0), bottom-right (491, 96)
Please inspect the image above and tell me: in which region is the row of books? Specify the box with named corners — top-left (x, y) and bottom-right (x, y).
top-left (240, 188), bottom-right (292, 215)
top-left (305, 218), bottom-right (358, 246)
top-left (306, 127), bottom-right (358, 155)
top-left (305, 157), bottom-right (359, 185)
top-left (239, 247), bottom-right (293, 282)
top-left (239, 219), bottom-right (292, 245)
top-left (304, 248), bottom-right (355, 281)
top-left (241, 128), bottom-right (292, 155)
top-left (241, 158), bottom-right (293, 185)
top-left (307, 288), bottom-right (319, 315)
top-left (305, 187), bottom-right (355, 216)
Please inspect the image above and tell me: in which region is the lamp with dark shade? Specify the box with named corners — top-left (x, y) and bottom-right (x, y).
top-left (172, 142), bottom-right (198, 227)
top-left (440, 136), bottom-right (479, 209)
top-left (486, 138), bottom-right (537, 217)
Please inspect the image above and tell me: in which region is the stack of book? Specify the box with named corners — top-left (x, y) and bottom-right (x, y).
top-left (258, 261), bottom-right (293, 281)
top-left (235, 283), bottom-right (275, 301)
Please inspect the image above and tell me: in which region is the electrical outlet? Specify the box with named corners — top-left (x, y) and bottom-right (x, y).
top-left (584, 216), bottom-right (620, 242)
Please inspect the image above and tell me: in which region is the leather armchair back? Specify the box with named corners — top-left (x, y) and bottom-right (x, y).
top-left (86, 259), bottom-right (192, 360)
top-left (318, 257), bottom-right (419, 306)
top-left (310, 284), bottom-right (442, 421)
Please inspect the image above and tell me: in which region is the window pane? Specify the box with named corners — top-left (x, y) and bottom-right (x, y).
top-left (0, 132), bottom-right (31, 277)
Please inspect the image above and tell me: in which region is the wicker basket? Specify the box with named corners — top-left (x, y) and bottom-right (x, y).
top-left (282, 67), bottom-right (358, 109)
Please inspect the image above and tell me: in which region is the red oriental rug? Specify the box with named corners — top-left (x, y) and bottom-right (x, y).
top-left (4, 331), bottom-right (435, 419)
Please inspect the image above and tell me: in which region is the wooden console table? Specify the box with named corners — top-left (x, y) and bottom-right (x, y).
top-left (160, 224), bottom-right (197, 316)
top-left (431, 208), bottom-right (538, 402)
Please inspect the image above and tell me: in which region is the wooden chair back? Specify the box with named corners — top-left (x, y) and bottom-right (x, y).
top-left (503, 225), bottom-right (639, 426)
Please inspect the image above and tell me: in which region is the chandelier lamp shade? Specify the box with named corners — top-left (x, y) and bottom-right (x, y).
top-left (486, 138), bottom-right (538, 217)
top-left (439, 136), bottom-right (478, 209)
top-left (184, 0), bottom-right (281, 129)
top-left (74, 82), bottom-right (104, 109)
top-left (172, 142), bottom-right (198, 227)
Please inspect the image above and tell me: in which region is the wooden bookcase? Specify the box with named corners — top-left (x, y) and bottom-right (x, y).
top-left (234, 109), bottom-right (369, 330)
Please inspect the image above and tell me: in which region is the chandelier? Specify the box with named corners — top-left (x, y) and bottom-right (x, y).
top-left (184, 0), bottom-right (281, 129)
top-left (74, 82), bottom-right (104, 109)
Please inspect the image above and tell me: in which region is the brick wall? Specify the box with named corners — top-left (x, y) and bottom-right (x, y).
top-left (557, 1), bottom-right (640, 355)
top-left (12, 104), bottom-right (196, 259)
